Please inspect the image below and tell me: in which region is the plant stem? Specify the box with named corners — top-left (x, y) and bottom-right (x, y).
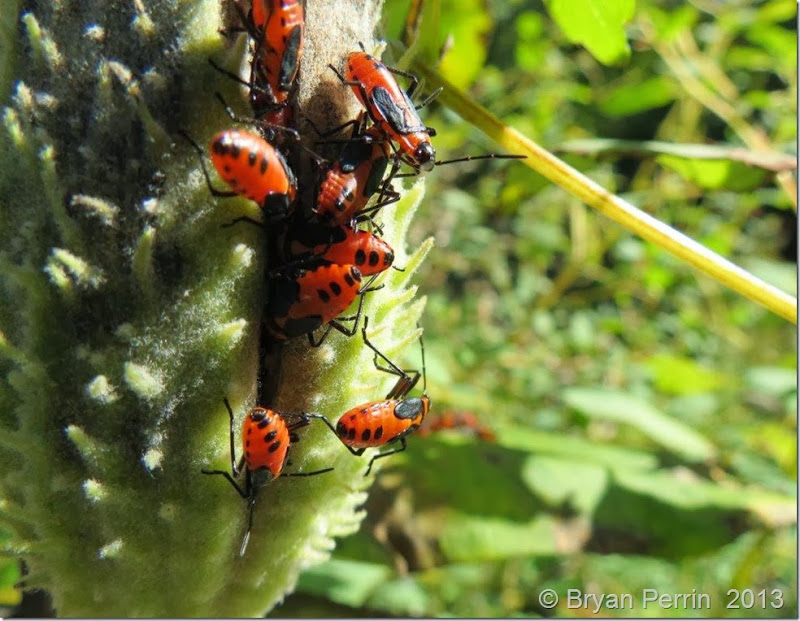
top-left (412, 63), bottom-right (797, 324)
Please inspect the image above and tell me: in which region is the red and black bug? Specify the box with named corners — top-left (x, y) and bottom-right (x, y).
top-left (310, 316), bottom-right (429, 475)
top-left (181, 129), bottom-right (296, 221)
top-left (202, 398), bottom-right (333, 556)
top-left (249, 0), bottom-right (305, 126)
top-left (214, 0), bottom-right (305, 128)
top-left (281, 218), bottom-right (396, 277)
top-left (313, 227), bottom-right (395, 276)
top-left (313, 124), bottom-right (399, 226)
top-left (329, 51), bottom-right (526, 179)
top-left (330, 51), bottom-right (439, 173)
top-left (209, 129), bottom-right (296, 217)
top-left (265, 262), bottom-right (381, 345)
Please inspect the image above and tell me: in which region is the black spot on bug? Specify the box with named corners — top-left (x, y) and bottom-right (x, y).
top-left (265, 430), bottom-right (277, 442)
top-left (257, 417), bottom-right (272, 429)
top-left (231, 145), bottom-right (241, 158)
top-left (368, 251), bottom-right (379, 266)
top-left (348, 428), bottom-right (356, 440)
top-left (317, 288), bottom-right (331, 302)
top-left (355, 249), bottom-right (366, 265)
top-left (375, 426), bottom-right (384, 440)
top-left (245, 440), bottom-right (251, 447)
top-left (223, 165), bottom-right (231, 173)
top-left (344, 273), bottom-right (354, 287)
top-left (349, 414), bottom-right (357, 422)
top-left (330, 281), bottom-right (342, 296)
top-left (248, 151), bottom-right (257, 167)
top-left (251, 411), bottom-right (266, 421)
top-left (260, 158), bottom-right (268, 174)
top-left (336, 421), bottom-right (347, 437)
top-left (384, 251), bottom-right (394, 266)
top-left (361, 429), bottom-right (371, 442)
top-left (268, 440), bottom-right (282, 453)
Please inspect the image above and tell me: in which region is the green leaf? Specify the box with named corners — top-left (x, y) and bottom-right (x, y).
top-left (493, 426), bottom-right (658, 472)
top-left (600, 76), bottom-right (677, 117)
top-left (521, 455), bottom-right (609, 515)
top-left (545, 0), bottom-right (634, 65)
top-left (367, 577), bottom-right (430, 617)
top-left (438, 0), bottom-right (492, 89)
top-left (658, 156), bottom-right (767, 191)
top-left (0, 555), bottom-right (21, 607)
top-left (646, 353), bottom-right (729, 395)
top-left (613, 468), bottom-right (796, 525)
top-left (297, 559), bottom-right (393, 608)
top-left (563, 388), bottom-right (716, 462)
top-left (439, 513), bottom-right (577, 562)
top-left (645, 4), bottom-right (699, 43)
top-left (745, 366), bottom-right (797, 397)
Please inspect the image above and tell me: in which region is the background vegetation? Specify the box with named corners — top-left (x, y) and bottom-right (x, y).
top-left (273, 0), bottom-right (798, 617)
top-left (1, 0), bottom-right (795, 617)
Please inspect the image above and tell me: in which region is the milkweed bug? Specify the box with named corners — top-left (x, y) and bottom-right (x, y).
top-left (330, 51), bottom-right (439, 172)
top-left (202, 398), bottom-right (333, 556)
top-left (312, 124), bottom-right (399, 226)
top-left (281, 219), bottom-right (397, 277)
top-left (265, 263), bottom-right (381, 345)
top-left (250, 0), bottom-right (305, 103)
top-left (180, 129), bottom-right (296, 221)
top-left (215, 0), bottom-right (305, 127)
top-left (313, 227), bottom-right (396, 276)
top-left (309, 316), bottom-right (429, 475)
top-left (329, 52), bottom-right (526, 178)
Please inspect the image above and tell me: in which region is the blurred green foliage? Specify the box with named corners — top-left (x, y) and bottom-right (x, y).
top-left (280, 0), bottom-right (799, 617)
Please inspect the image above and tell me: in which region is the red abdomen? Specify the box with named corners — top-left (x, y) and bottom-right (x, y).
top-left (242, 407), bottom-right (290, 477)
top-left (335, 396), bottom-right (429, 448)
top-left (209, 130), bottom-right (295, 205)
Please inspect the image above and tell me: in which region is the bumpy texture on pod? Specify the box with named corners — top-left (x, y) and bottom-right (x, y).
top-left (0, 0), bottom-right (429, 616)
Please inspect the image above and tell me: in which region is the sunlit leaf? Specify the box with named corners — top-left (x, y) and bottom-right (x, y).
top-left (646, 354), bottom-right (729, 395)
top-left (439, 513), bottom-right (582, 561)
top-left (544, 0), bottom-right (634, 65)
top-left (367, 577), bottom-right (430, 617)
top-left (745, 366), bottom-right (797, 397)
top-left (438, 0), bottom-right (492, 89)
top-left (613, 469), bottom-right (796, 526)
top-left (658, 156), bottom-right (768, 190)
top-left (297, 559), bottom-right (392, 608)
top-left (493, 426), bottom-right (659, 471)
top-left (0, 558), bottom-right (21, 607)
top-left (521, 455), bottom-right (609, 515)
top-left (563, 388), bottom-right (716, 461)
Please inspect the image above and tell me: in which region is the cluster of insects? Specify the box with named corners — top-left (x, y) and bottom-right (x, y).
top-left (192, 0), bottom-right (514, 556)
